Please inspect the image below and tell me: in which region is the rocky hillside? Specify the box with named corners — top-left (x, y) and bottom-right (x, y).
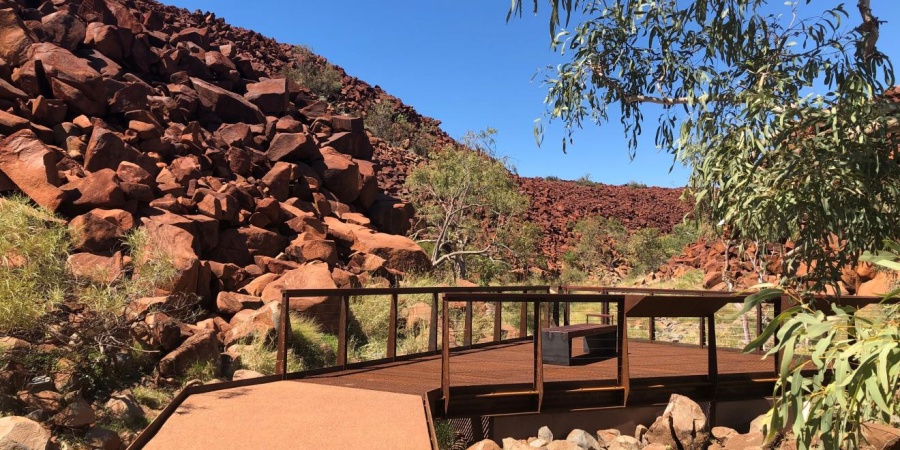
top-left (517, 177), bottom-right (689, 269)
top-left (0, 0), bottom-right (459, 446)
top-left (0, 0), bottom-right (444, 308)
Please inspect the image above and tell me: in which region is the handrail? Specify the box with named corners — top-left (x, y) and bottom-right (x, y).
top-left (275, 285), bottom-right (896, 386)
top-left (277, 286), bottom-right (553, 376)
top-left (440, 292), bottom-right (626, 414)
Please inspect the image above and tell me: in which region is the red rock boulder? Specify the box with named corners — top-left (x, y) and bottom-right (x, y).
top-left (261, 262), bottom-right (340, 331)
top-left (0, 130), bottom-right (67, 211)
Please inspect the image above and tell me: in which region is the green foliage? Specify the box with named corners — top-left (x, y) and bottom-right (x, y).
top-left (434, 419), bottom-right (457, 450)
top-left (365, 102), bottom-right (437, 156)
top-left (238, 314), bottom-right (334, 374)
top-left (283, 45), bottom-right (343, 101)
top-left (573, 173), bottom-right (598, 187)
top-left (510, 0), bottom-right (899, 287)
top-left (738, 244), bottom-right (900, 449)
top-left (563, 216), bottom-right (626, 282)
top-left (132, 385), bottom-right (173, 410)
top-left (0, 196), bottom-right (69, 333)
top-left (408, 129), bottom-right (535, 281)
top-left (565, 217), bottom-right (702, 280)
top-left (544, 175), bottom-right (561, 181)
top-left (183, 359), bottom-right (218, 383)
top-left (620, 228), bottom-right (667, 274)
top-left (125, 228), bottom-right (178, 299)
top-left (624, 181), bottom-right (647, 189)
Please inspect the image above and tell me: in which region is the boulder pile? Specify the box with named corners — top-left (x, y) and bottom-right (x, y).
top-left (470, 394), bottom-right (900, 450)
top-left (0, 0), bottom-right (443, 382)
top-left (517, 177), bottom-right (690, 270)
top-left (652, 238), bottom-right (895, 295)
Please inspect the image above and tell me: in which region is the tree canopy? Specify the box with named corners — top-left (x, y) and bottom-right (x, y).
top-left (510, 0), bottom-right (900, 286)
top-left (407, 129), bottom-right (538, 282)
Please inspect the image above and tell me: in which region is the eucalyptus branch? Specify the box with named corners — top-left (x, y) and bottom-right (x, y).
top-left (432, 245), bottom-right (493, 267)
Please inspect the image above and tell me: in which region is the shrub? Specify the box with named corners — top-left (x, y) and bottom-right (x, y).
top-left (125, 228), bottom-right (178, 299)
top-left (364, 102), bottom-right (437, 156)
top-left (565, 216), bottom-right (627, 278)
top-left (544, 175), bottom-right (561, 181)
top-left (283, 45), bottom-right (343, 101)
top-left (574, 173), bottom-right (598, 187)
top-left (183, 359), bottom-right (218, 383)
top-left (619, 228), bottom-right (666, 274)
top-left (624, 181), bottom-right (648, 188)
top-left (0, 196), bottom-right (69, 333)
top-left (132, 385), bottom-right (173, 410)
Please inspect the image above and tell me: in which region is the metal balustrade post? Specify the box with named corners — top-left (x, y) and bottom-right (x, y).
top-left (519, 302), bottom-right (528, 338)
top-left (464, 301), bottom-right (474, 347)
top-left (441, 295), bottom-right (450, 414)
top-left (707, 314), bottom-right (718, 391)
top-left (493, 301), bottom-right (502, 342)
top-left (699, 316), bottom-right (706, 349)
top-left (275, 292), bottom-right (290, 378)
top-left (338, 295), bottom-right (349, 369)
top-left (388, 293), bottom-right (398, 359)
top-left (756, 303), bottom-right (764, 355)
top-left (533, 298), bottom-right (544, 410)
top-left (773, 297), bottom-right (784, 375)
top-left (429, 292), bottom-right (439, 352)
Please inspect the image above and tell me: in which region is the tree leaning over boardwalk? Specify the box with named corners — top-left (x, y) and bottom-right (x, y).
top-left (510, 0), bottom-right (900, 287)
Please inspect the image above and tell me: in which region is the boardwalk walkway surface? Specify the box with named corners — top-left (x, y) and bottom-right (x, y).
top-left (143, 382), bottom-right (432, 450)
top-left (302, 340), bottom-right (771, 395)
top-left (139, 340), bottom-right (771, 450)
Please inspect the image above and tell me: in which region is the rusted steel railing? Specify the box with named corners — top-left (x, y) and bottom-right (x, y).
top-left (275, 286), bottom-right (552, 378)
top-left (440, 292), bottom-right (626, 413)
top-left (275, 285), bottom-right (893, 388)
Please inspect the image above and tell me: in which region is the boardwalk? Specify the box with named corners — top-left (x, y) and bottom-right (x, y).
top-left (137, 340), bottom-right (774, 450)
top-left (302, 340), bottom-right (772, 395)
top-left (143, 382), bottom-right (433, 450)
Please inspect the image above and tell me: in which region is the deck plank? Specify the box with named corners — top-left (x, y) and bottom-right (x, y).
top-left (301, 341), bottom-right (772, 395)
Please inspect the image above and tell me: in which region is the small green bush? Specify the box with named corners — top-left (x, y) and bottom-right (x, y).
top-left (283, 45), bottom-right (343, 100)
top-left (574, 173), bottom-right (599, 187)
top-left (624, 181), bottom-right (648, 188)
top-left (620, 228), bottom-right (667, 274)
top-left (132, 385), bottom-right (173, 410)
top-left (125, 228), bottom-right (178, 299)
top-left (0, 196), bottom-right (69, 333)
top-left (364, 102), bottom-right (437, 156)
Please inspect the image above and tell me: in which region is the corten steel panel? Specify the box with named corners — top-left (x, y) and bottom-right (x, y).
top-left (623, 295), bottom-right (739, 317)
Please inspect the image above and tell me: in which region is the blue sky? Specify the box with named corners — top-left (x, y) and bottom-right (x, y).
top-left (164, 1), bottom-right (900, 187)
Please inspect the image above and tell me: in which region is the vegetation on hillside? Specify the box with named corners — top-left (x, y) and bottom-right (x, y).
top-left (364, 101), bottom-right (438, 156)
top-left (283, 45), bottom-right (343, 101)
top-left (562, 217), bottom-right (702, 284)
top-left (0, 197), bottom-right (187, 413)
top-left (407, 128), bottom-right (543, 283)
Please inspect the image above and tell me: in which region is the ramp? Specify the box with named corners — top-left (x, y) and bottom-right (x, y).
top-left (142, 381), bottom-right (434, 450)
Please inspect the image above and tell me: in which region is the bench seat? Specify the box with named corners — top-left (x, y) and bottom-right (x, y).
top-left (542, 324), bottom-right (618, 366)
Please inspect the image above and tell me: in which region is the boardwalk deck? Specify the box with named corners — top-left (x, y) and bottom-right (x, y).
top-left (301, 340), bottom-right (771, 395)
top-left (136, 340), bottom-right (775, 450)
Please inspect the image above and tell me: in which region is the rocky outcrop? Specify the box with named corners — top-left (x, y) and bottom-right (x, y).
top-left (0, 416), bottom-right (50, 450)
top-left (480, 395), bottom-right (821, 450)
top-left (645, 394), bottom-right (709, 450)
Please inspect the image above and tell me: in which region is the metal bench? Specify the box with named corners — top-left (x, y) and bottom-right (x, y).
top-left (541, 323), bottom-right (618, 366)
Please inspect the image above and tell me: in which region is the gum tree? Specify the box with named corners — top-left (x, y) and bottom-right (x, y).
top-left (510, 0), bottom-right (899, 285)
top-left (510, 1), bottom-right (900, 447)
top-left (407, 129), bottom-right (534, 281)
